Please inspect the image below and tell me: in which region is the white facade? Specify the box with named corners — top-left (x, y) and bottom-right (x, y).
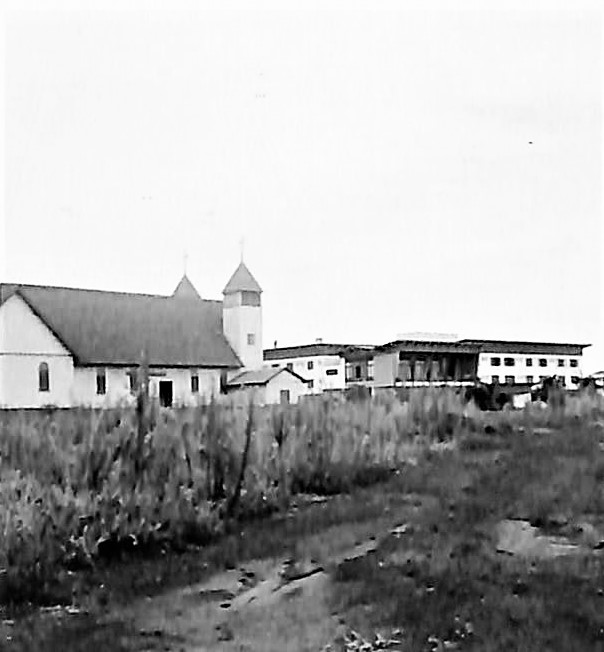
top-left (267, 354), bottom-right (345, 393)
top-left (477, 352), bottom-right (583, 387)
top-left (146, 368), bottom-right (221, 405)
top-left (70, 367), bottom-right (221, 408)
top-left (229, 370), bottom-right (309, 406)
top-left (71, 367), bottom-right (133, 407)
top-left (262, 369), bottom-right (309, 404)
top-left (0, 294), bottom-right (74, 408)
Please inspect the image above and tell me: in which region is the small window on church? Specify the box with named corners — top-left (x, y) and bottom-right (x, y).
top-left (191, 374), bottom-right (199, 394)
top-left (38, 362), bottom-right (50, 392)
top-left (247, 333), bottom-right (255, 345)
top-left (96, 368), bottom-right (107, 395)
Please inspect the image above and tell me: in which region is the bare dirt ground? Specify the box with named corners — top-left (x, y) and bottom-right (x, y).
top-left (2, 481), bottom-right (430, 652)
top-left (85, 509), bottom-right (422, 651)
top-left (123, 538), bottom-right (380, 651)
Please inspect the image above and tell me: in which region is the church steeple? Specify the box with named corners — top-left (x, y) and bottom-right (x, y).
top-left (172, 274), bottom-right (201, 299)
top-left (222, 261), bottom-right (262, 295)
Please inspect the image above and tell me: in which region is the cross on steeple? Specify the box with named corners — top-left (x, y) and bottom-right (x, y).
top-left (239, 237), bottom-right (245, 263)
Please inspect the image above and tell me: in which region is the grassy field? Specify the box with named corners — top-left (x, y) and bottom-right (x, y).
top-left (0, 388), bottom-right (485, 605)
top-left (329, 408), bottom-right (604, 650)
top-left (2, 388), bottom-right (604, 650)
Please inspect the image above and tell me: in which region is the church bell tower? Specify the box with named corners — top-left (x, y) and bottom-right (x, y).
top-left (222, 261), bottom-right (263, 371)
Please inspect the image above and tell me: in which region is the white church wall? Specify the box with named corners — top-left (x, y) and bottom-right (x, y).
top-left (148, 368), bottom-right (221, 406)
top-left (72, 367), bottom-right (222, 407)
top-left (71, 368), bottom-right (134, 407)
top-left (0, 294), bottom-right (74, 408)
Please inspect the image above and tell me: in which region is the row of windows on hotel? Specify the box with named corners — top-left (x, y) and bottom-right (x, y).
top-left (491, 375), bottom-right (581, 386)
top-left (488, 357), bottom-right (579, 368)
top-left (37, 363), bottom-right (204, 395)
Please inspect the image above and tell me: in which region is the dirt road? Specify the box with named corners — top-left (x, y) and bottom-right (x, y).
top-left (2, 485), bottom-right (427, 652)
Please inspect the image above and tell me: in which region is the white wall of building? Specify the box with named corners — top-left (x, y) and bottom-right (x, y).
top-left (264, 371), bottom-right (309, 404)
top-left (146, 368), bottom-right (221, 405)
top-left (71, 368), bottom-right (133, 407)
top-left (477, 352), bottom-right (583, 386)
top-left (0, 353), bottom-right (75, 408)
top-left (266, 354), bottom-right (345, 393)
top-left (72, 367), bottom-right (222, 407)
top-left (229, 372), bottom-right (309, 406)
top-left (0, 294), bottom-right (75, 408)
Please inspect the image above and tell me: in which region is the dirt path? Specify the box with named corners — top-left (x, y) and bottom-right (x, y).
top-left (102, 528), bottom-right (390, 651)
top-left (3, 486), bottom-right (431, 652)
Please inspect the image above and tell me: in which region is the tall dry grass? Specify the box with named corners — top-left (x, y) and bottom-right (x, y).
top-left (0, 387), bottom-right (602, 603)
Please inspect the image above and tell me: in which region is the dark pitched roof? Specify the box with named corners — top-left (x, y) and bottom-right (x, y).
top-left (227, 366), bottom-right (308, 387)
top-left (172, 274), bottom-right (201, 299)
top-left (223, 262), bottom-right (262, 294)
top-left (0, 283), bottom-right (241, 368)
top-left (263, 343), bottom-right (368, 361)
top-left (459, 339), bottom-right (590, 355)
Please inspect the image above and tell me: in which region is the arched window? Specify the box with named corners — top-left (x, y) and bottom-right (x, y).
top-left (38, 362), bottom-right (50, 392)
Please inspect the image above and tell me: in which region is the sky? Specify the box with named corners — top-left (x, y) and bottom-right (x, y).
top-left (2, 0), bottom-right (603, 371)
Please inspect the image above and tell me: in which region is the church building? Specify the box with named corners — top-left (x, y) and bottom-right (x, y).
top-left (0, 261), bottom-right (309, 408)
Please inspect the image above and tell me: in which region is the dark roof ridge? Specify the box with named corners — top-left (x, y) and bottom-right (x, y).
top-left (1, 281), bottom-right (166, 298)
top-left (0, 282), bottom-right (223, 304)
top-left (228, 366), bottom-right (309, 387)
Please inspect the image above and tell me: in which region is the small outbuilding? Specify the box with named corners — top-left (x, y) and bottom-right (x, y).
top-left (226, 367), bottom-right (310, 405)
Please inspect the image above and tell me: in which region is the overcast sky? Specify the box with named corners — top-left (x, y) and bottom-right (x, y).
top-left (2, 0), bottom-right (603, 371)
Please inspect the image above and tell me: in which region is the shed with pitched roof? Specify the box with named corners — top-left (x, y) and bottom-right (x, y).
top-left (226, 366), bottom-right (310, 405)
